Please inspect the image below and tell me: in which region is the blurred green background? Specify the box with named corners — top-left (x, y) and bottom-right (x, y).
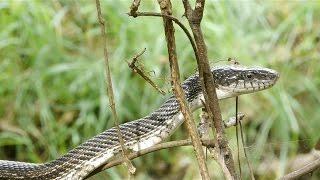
top-left (0, 0), bottom-right (319, 179)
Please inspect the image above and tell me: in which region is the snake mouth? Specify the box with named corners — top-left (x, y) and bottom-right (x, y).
top-left (213, 66), bottom-right (280, 95)
top-left (219, 72), bottom-right (280, 94)
top-left (233, 80), bottom-right (276, 93)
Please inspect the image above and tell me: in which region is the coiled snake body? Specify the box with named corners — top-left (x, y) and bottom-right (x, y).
top-left (0, 65), bottom-right (279, 179)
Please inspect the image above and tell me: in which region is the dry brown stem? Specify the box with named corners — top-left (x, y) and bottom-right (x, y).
top-left (209, 147), bottom-right (234, 180)
top-left (233, 96), bottom-right (254, 179)
top-left (198, 108), bottom-right (211, 140)
top-left (182, 0), bottom-right (237, 178)
top-left (95, 0), bottom-right (135, 175)
top-left (200, 109), bottom-right (233, 180)
top-left (281, 140), bottom-right (320, 179)
top-left (157, 0), bottom-right (210, 179)
top-left (237, 97), bottom-right (255, 180)
top-left (127, 48), bottom-right (166, 95)
top-left (235, 97), bottom-right (242, 177)
top-left (129, 0), bottom-right (141, 17)
top-left (281, 158), bottom-right (320, 179)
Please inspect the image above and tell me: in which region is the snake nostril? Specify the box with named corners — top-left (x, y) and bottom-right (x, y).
top-left (245, 72), bottom-right (254, 79)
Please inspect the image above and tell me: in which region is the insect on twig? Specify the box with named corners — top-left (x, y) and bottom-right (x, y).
top-left (127, 48), bottom-right (166, 95)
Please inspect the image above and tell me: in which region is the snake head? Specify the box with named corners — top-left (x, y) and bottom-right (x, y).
top-left (211, 65), bottom-right (279, 98)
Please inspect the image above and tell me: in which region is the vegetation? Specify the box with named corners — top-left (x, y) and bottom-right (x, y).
top-left (0, 0), bottom-right (319, 179)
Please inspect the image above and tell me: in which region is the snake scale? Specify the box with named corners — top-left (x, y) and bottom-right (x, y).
top-left (0, 65), bottom-right (279, 179)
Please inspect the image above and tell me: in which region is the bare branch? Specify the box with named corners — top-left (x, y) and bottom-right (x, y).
top-left (127, 48), bottom-right (166, 95)
top-left (156, 0), bottom-right (210, 179)
top-left (200, 108), bottom-right (239, 180)
top-left (194, 0), bottom-right (205, 19)
top-left (209, 147), bottom-right (234, 180)
top-left (95, 0), bottom-right (135, 175)
top-left (182, 0), bottom-right (192, 18)
top-left (281, 158), bottom-right (320, 180)
top-left (129, 0), bottom-right (141, 17)
top-left (282, 139), bottom-right (320, 179)
top-left (181, 0), bottom-right (237, 178)
top-left (198, 108), bottom-right (211, 139)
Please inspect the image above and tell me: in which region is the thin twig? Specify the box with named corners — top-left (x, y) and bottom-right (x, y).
top-left (95, 0), bottom-right (135, 175)
top-left (239, 120), bottom-right (255, 179)
top-left (157, 0), bottom-right (210, 179)
top-left (127, 48), bottom-right (166, 95)
top-left (236, 96), bottom-right (255, 179)
top-left (236, 96), bottom-right (242, 178)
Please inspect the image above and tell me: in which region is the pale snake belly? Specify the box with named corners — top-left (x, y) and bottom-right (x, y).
top-left (0, 65), bottom-right (279, 179)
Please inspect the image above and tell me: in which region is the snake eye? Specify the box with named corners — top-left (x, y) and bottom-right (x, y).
top-left (246, 73), bottom-right (253, 79)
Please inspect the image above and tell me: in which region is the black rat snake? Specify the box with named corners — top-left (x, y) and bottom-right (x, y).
top-left (0, 65), bottom-right (279, 179)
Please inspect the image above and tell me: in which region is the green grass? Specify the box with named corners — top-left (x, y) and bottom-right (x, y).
top-left (0, 0), bottom-right (320, 179)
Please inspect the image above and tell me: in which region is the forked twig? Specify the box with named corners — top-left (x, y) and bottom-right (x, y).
top-left (199, 107), bottom-right (248, 180)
